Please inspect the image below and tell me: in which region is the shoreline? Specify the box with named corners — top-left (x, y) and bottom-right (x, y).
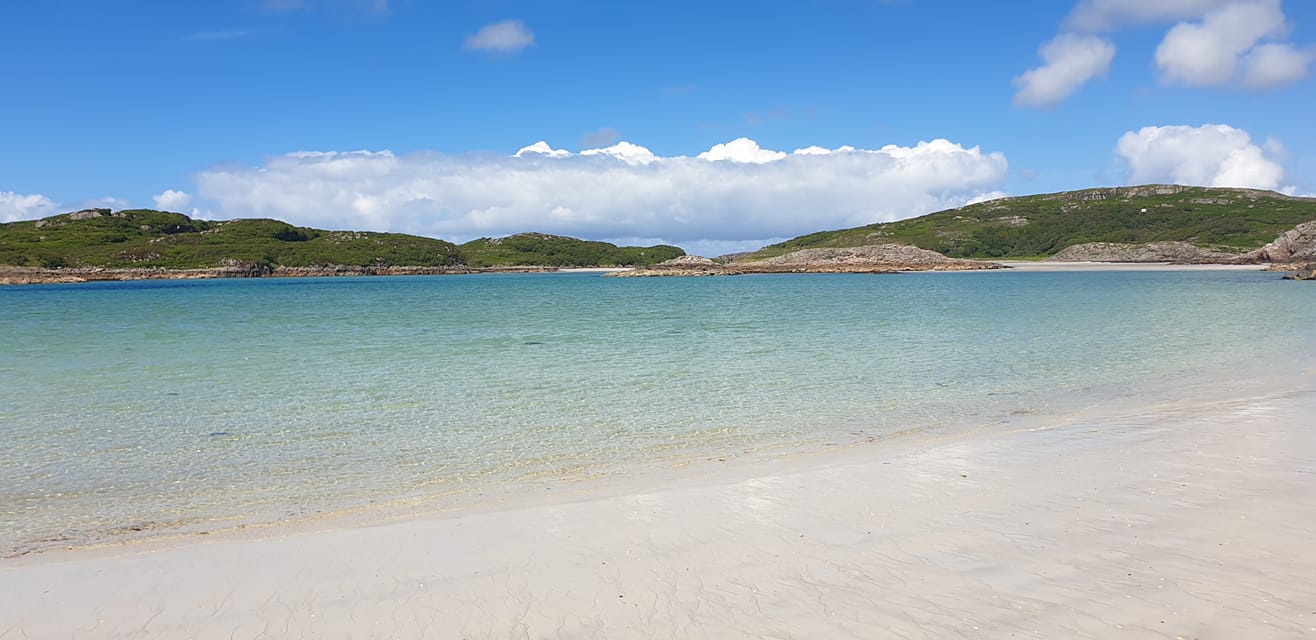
top-left (4, 260), bottom-right (1300, 285)
top-left (4, 373), bottom-right (1314, 637)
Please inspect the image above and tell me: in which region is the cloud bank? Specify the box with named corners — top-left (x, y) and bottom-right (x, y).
top-left (1116, 123), bottom-right (1284, 189)
top-left (1, 191), bottom-right (58, 223)
top-left (1016, 0), bottom-right (1312, 106)
top-left (194, 138), bottom-right (1009, 255)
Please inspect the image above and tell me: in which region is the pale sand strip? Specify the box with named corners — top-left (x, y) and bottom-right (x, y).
top-left (994, 261), bottom-right (1268, 272)
top-left (3, 385), bottom-right (1315, 638)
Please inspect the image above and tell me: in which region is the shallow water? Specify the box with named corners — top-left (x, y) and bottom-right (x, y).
top-left (1, 270), bottom-right (1312, 555)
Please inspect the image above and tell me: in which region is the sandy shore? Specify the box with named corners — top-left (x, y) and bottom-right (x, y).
top-left (4, 378), bottom-right (1316, 638)
top-left (995, 260), bottom-right (1269, 272)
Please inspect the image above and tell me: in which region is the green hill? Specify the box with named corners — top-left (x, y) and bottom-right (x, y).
top-left (744, 185), bottom-right (1316, 260)
top-left (459, 233), bottom-right (684, 268)
top-left (0, 210), bottom-right (683, 270)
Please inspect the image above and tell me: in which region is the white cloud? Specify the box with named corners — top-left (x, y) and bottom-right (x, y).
top-left (697, 138), bottom-right (788, 164)
top-left (1023, 0), bottom-right (1311, 104)
top-left (194, 138), bottom-right (1009, 253)
top-left (1012, 34), bottom-right (1117, 107)
top-left (514, 141), bottom-right (571, 158)
top-left (580, 141), bottom-right (657, 166)
top-left (153, 189), bottom-right (193, 211)
top-left (1240, 42), bottom-right (1315, 87)
top-left (0, 191), bottom-right (58, 223)
top-left (1065, 0), bottom-right (1236, 31)
top-left (464, 20), bottom-right (534, 53)
top-left (1154, 0), bottom-right (1290, 85)
top-left (1116, 124), bottom-right (1284, 189)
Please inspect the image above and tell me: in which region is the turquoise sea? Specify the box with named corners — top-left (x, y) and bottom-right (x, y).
top-left (2, 270), bottom-right (1313, 556)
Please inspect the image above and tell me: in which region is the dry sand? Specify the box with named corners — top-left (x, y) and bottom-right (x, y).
top-left (3, 381), bottom-right (1315, 638)
top-left (993, 261), bottom-right (1269, 272)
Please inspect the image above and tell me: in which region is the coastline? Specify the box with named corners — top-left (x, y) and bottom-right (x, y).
top-left (3, 260), bottom-right (1303, 285)
top-left (4, 372), bottom-right (1314, 638)
top-left (994, 260), bottom-right (1270, 272)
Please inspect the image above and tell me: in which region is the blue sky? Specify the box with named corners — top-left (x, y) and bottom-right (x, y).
top-left (3, 0), bottom-right (1314, 254)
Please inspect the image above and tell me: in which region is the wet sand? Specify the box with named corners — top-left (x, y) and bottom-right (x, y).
top-left (3, 381), bottom-right (1315, 638)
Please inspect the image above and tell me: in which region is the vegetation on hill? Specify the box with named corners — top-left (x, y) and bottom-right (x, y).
top-left (744, 185), bottom-right (1316, 260)
top-left (0, 210), bottom-right (684, 270)
top-left (0, 209), bottom-right (462, 269)
top-left (459, 233), bottom-right (684, 268)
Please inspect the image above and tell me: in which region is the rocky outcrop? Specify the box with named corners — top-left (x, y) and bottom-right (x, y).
top-left (744, 244), bottom-right (992, 271)
top-left (1281, 264), bottom-right (1316, 280)
top-left (607, 256), bottom-right (732, 277)
top-left (0, 263), bottom-right (473, 285)
top-left (1048, 241), bottom-right (1244, 263)
top-left (610, 245), bottom-right (1000, 277)
top-left (1245, 221), bottom-right (1316, 263)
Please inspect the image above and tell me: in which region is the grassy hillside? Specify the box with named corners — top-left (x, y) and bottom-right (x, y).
top-left (0, 209), bottom-right (462, 269)
top-left (745, 185), bottom-right (1316, 260)
top-left (459, 233), bottom-right (684, 268)
top-left (0, 209), bottom-right (685, 270)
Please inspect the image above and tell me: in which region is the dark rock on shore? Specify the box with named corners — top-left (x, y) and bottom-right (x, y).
top-left (1280, 264), bottom-right (1316, 280)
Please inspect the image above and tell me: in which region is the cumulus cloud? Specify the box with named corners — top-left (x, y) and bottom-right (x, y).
top-left (1154, 0), bottom-right (1291, 85)
top-left (1116, 124), bottom-right (1284, 189)
top-left (1012, 34), bottom-right (1117, 107)
top-left (1, 191), bottom-right (58, 223)
top-left (697, 138), bottom-right (788, 164)
top-left (1065, 0), bottom-right (1237, 31)
top-left (464, 20), bottom-right (534, 53)
top-left (1019, 0), bottom-right (1311, 105)
top-left (153, 189), bottom-right (193, 211)
top-left (194, 138), bottom-right (1008, 254)
top-left (1239, 42), bottom-right (1315, 87)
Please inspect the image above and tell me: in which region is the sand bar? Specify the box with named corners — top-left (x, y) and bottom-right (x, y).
top-left (3, 378), bottom-right (1315, 638)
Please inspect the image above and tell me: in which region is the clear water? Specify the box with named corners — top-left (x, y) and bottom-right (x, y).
top-left (2, 270), bottom-right (1313, 555)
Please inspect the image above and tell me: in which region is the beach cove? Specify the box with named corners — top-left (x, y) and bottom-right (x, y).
top-left (2, 266), bottom-right (1314, 637)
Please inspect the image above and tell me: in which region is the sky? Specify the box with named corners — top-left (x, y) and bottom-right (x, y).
top-left (2, 0), bottom-right (1315, 256)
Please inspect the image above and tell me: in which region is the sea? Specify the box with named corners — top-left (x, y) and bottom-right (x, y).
top-left (2, 269), bottom-right (1313, 556)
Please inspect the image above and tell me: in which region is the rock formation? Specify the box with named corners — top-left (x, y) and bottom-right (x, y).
top-left (610, 245), bottom-right (1000, 277)
top-left (1048, 241), bottom-right (1244, 263)
top-left (1245, 221), bottom-right (1316, 263)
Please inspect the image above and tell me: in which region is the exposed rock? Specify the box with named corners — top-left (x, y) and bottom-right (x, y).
top-left (746, 244), bottom-right (989, 271)
top-left (993, 215), bottom-right (1029, 227)
top-left (0, 264), bottom-right (474, 285)
top-left (611, 245), bottom-right (1000, 277)
top-left (1245, 220), bottom-right (1316, 263)
top-left (68, 209), bottom-right (110, 220)
top-left (1281, 264), bottom-right (1316, 280)
top-left (1048, 241), bottom-right (1244, 263)
top-left (607, 256), bottom-right (728, 277)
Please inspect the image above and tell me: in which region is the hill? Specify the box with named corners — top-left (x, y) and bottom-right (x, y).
top-left (0, 209), bottom-right (462, 270)
top-left (0, 209), bottom-right (682, 272)
top-left (742, 185), bottom-right (1316, 261)
top-left (459, 233), bottom-right (684, 268)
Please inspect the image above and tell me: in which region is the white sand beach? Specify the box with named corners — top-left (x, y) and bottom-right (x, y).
top-left (3, 376), bottom-right (1315, 639)
top-left (994, 261), bottom-right (1270, 272)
